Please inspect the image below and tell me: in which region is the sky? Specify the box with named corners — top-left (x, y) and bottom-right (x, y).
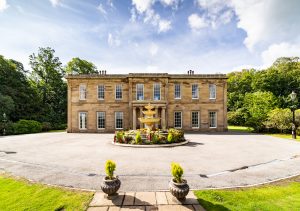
top-left (0, 0), bottom-right (300, 74)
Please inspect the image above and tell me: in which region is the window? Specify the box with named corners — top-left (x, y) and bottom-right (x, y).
top-left (115, 84), bottom-right (122, 100)
top-left (209, 84), bottom-right (216, 99)
top-left (136, 84), bottom-right (144, 100)
top-left (191, 111), bottom-right (199, 128)
top-left (192, 84), bottom-right (199, 99)
top-left (174, 111), bottom-right (182, 128)
top-left (174, 84), bottom-right (181, 99)
top-left (153, 83), bottom-right (161, 100)
top-left (98, 85), bottom-right (105, 100)
top-left (97, 112), bottom-right (105, 129)
top-left (79, 84), bottom-right (86, 100)
top-left (79, 112), bottom-right (87, 129)
top-left (209, 111), bottom-right (217, 128)
top-left (115, 112), bottom-right (123, 129)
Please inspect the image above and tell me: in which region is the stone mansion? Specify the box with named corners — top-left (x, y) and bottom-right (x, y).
top-left (66, 72), bottom-right (228, 133)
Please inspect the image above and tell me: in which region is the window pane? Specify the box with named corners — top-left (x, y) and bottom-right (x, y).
top-left (209, 84), bottom-right (216, 99)
top-left (153, 83), bottom-right (161, 100)
top-left (136, 84), bottom-right (144, 100)
top-left (115, 112), bottom-right (123, 129)
top-left (116, 84), bottom-right (122, 99)
top-left (192, 84), bottom-right (198, 99)
top-left (209, 112), bottom-right (217, 128)
top-left (79, 85), bottom-right (86, 100)
top-left (192, 112), bottom-right (199, 128)
top-left (174, 112), bottom-right (182, 128)
top-left (175, 84), bottom-right (181, 99)
top-left (98, 85), bottom-right (105, 100)
top-left (97, 112), bottom-right (105, 129)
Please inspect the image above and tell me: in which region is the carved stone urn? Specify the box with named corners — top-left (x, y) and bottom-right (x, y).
top-left (169, 178), bottom-right (189, 201)
top-left (101, 176), bottom-right (121, 196)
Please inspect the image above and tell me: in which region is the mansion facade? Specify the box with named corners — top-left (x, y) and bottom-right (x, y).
top-left (66, 72), bottom-right (228, 133)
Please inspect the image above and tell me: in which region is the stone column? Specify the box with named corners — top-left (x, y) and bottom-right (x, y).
top-left (161, 107), bottom-right (166, 130)
top-left (139, 107), bottom-right (143, 128)
top-left (133, 107), bottom-right (136, 130)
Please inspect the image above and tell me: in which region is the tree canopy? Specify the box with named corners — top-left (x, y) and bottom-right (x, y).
top-left (65, 57), bottom-right (98, 75)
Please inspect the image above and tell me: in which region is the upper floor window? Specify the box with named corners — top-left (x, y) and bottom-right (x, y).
top-left (97, 112), bottom-right (105, 129)
top-left (136, 84), bottom-right (144, 100)
top-left (209, 111), bottom-right (217, 128)
top-left (192, 84), bottom-right (199, 99)
top-left (174, 84), bottom-right (181, 99)
top-left (153, 83), bottom-right (161, 100)
top-left (98, 85), bottom-right (105, 100)
top-left (115, 84), bottom-right (122, 100)
top-left (79, 84), bottom-right (87, 100)
top-left (79, 112), bottom-right (87, 129)
top-left (209, 84), bottom-right (216, 99)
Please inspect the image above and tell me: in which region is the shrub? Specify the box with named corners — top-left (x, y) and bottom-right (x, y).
top-left (0, 121), bottom-right (14, 135)
top-left (42, 122), bottom-right (52, 132)
top-left (167, 132), bottom-right (175, 143)
top-left (171, 162), bottom-right (184, 183)
top-left (135, 131), bottom-right (142, 144)
top-left (105, 160), bottom-right (116, 180)
top-left (13, 120), bottom-right (42, 134)
top-left (227, 109), bottom-right (246, 126)
top-left (116, 131), bottom-right (123, 143)
top-left (151, 133), bottom-right (159, 144)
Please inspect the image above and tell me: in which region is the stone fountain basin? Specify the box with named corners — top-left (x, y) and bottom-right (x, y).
top-left (139, 118), bottom-right (160, 123)
top-left (112, 139), bottom-right (189, 148)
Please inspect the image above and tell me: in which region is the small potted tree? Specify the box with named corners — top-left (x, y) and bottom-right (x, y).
top-left (101, 160), bottom-right (121, 197)
top-left (169, 162), bottom-right (189, 201)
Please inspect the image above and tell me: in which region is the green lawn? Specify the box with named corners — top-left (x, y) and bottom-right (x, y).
top-left (228, 125), bottom-right (254, 133)
top-left (0, 175), bottom-right (93, 211)
top-left (265, 133), bottom-right (300, 141)
top-left (194, 182), bottom-right (300, 211)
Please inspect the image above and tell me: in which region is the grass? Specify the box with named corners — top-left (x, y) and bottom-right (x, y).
top-left (194, 177), bottom-right (300, 211)
top-left (265, 133), bottom-right (300, 141)
top-left (228, 125), bottom-right (254, 133)
top-left (47, 129), bottom-right (66, 132)
top-left (0, 174), bottom-right (93, 211)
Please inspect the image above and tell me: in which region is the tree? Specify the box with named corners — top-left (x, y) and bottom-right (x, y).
top-left (0, 94), bottom-right (14, 121)
top-left (65, 57), bottom-right (98, 75)
top-left (29, 47), bottom-right (67, 126)
top-left (244, 91), bottom-right (278, 131)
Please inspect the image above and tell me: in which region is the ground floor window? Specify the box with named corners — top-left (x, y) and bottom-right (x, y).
top-left (209, 111), bottom-right (217, 128)
top-left (115, 112), bottom-right (123, 129)
top-left (97, 112), bottom-right (105, 129)
top-left (79, 112), bottom-right (87, 129)
top-left (174, 111), bottom-right (182, 128)
top-left (191, 111), bottom-right (199, 128)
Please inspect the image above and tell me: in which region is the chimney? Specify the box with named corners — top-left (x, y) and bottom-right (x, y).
top-left (104, 70), bottom-right (107, 75)
top-left (192, 70), bottom-right (194, 75)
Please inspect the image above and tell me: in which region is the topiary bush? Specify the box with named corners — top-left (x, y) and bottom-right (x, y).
top-left (105, 160), bottom-right (116, 180)
top-left (135, 131), bottom-right (142, 144)
top-left (116, 131), bottom-right (124, 143)
top-left (167, 132), bottom-right (175, 143)
top-left (13, 120), bottom-right (42, 134)
top-left (171, 162), bottom-right (184, 183)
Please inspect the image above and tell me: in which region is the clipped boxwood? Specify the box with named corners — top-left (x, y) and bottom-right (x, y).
top-left (13, 120), bottom-right (42, 134)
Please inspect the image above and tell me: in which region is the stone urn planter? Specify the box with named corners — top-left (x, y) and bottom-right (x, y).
top-left (101, 176), bottom-right (121, 196)
top-left (169, 178), bottom-right (189, 201)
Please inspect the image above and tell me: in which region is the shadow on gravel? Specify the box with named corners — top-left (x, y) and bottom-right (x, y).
top-left (0, 150), bottom-right (17, 154)
top-left (185, 142), bottom-right (204, 147)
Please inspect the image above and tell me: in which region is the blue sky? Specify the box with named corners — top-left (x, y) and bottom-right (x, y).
top-left (0, 0), bottom-right (300, 73)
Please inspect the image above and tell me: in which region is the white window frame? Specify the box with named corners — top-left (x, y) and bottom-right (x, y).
top-left (209, 111), bottom-right (217, 128)
top-left (79, 84), bottom-right (87, 100)
top-left (97, 85), bottom-right (105, 100)
top-left (174, 84), bottom-right (181, 99)
top-left (192, 84), bottom-right (199, 99)
top-left (136, 84), bottom-right (144, 101)
top-left (153, 83), bottom-right (161, 101)
top-left (79, 112), bottom-right (87, 130)
top-left (209, 84), bottom-right (216, 99)
top-left (97, 112), bottom-right (105, 129)
top-left (115, 84), bottom-right (122, 100)
top-left (174, 111), bottom-right (182, 129)
top-left (191, 111), bottom-right (200, 128)
top-left (115, 112), bottom-right (123, 129)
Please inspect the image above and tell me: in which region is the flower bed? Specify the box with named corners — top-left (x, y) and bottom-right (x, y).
top-left (113, 128), bottom-right (185, 145)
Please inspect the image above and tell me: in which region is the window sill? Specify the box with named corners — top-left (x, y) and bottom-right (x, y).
top-left (209, 127), bottom-right (217, 129)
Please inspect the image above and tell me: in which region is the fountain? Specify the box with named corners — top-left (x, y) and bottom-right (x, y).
top-left (138, 103), bottom-right (160, 130)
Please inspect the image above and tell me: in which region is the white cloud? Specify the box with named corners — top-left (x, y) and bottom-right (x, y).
top-left (107, 33), bottom-right (121, 47)
top-left (0, 0), bottom-right (9, 12)
top-left (149, 43), bottom-right (159, 56)
top-left (158, 19), bottom-right (171, 33)
top-left (107, 0), bottom-right (114, 8)
top-left (97, 3), bottom-right (107, 15)
top-left (188, 14), bottom-right (208, 30)
top-left (49, 0), bottom-right (61, 7)
top-left (261, 42), bottom-right (300, 67)
top-left (132, 0), bottom-right (152, 14)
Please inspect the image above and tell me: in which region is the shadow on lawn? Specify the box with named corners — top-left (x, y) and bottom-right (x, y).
top-left (197, 198), bottom-right (230, 211)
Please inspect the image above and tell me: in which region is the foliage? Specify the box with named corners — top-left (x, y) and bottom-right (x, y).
top-left (13, 120), bottom-right (42, 134)
top-left (167, 132), bottom-right (175, 143)
top-left (243, 91), bottom-right (278, 131)
top-left (194, 182), bottom-right (300, 211)
top-left (135, 131), bottom-right (142, 144)
top-left (42, 122), bottom-right (52, 132)
top-left (151, 133), bottom-right (159, 144)
top-left (65, 57), bottom-right (98, 75)
top-left (105, 160), bottom-right (116, 180)
top-left (171, 162), bottom-right (184, 183)
top-left (227, 109), bottom-right (246, 126)
top-left (168, 128), bottom-right (184, 142)
top-left (228, 125), bottom-right (254, 133)
top-left (116, 131), bottom-right (124, 143)
top-left (0, 94), bottom-right (15, 120)
top-left (0, 175), bottom-right (92, 211)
